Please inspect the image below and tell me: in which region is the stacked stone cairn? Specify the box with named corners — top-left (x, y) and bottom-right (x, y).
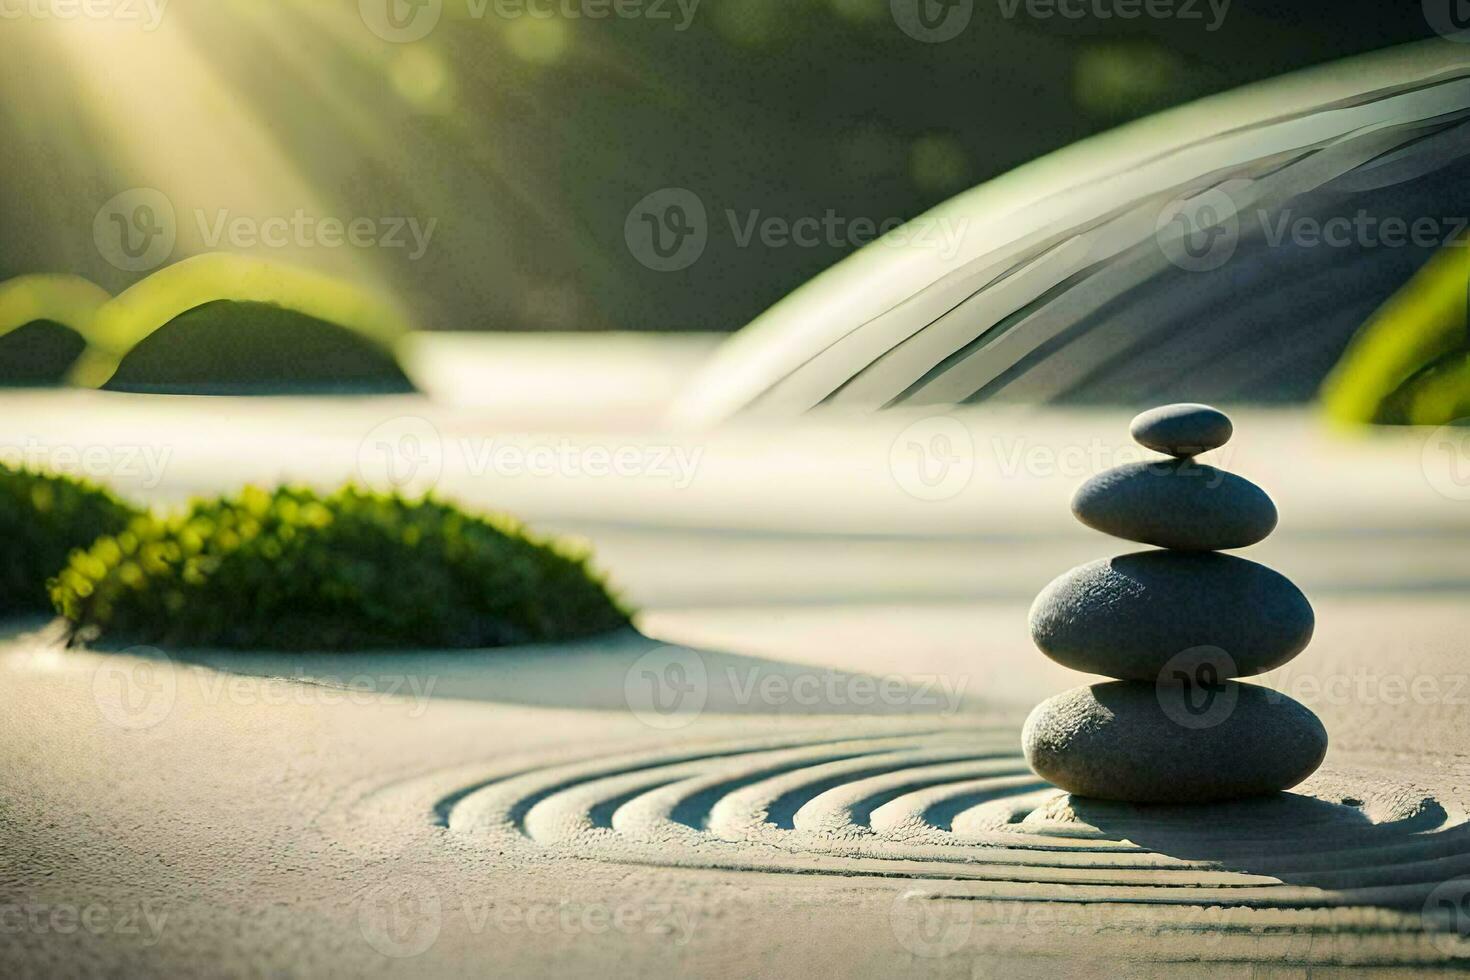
top-left (1022, 404), bottom-right (1328, 804)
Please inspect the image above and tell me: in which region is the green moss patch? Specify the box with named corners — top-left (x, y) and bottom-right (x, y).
top-left (52, 486), bottom-right (631, 650)
top-left (102, 300), bottom-right (415, 395)
top-left (0, 320), bottom-right (88, 387)
top-left (0, 465), bottom-right (140, 613)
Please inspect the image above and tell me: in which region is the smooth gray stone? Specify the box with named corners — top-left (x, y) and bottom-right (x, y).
top-left (1023, 681), bottom-right (1328, 804)
top-left (1029, 551), bottom-right (1313, 680)
top-left (1130, 403), bottom-right (1232, 457)
top-left (1072, 459), bottom-right (1277, 551)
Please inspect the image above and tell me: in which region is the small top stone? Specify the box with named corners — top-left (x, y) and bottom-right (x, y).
top-left (1130, 403), bottom-right (1232, 457)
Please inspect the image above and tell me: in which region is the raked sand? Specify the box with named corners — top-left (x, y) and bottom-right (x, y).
top-left (3, 335), bottom-right (1470, 976)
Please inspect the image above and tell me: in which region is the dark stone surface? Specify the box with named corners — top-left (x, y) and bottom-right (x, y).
top-left (1023, 680), bottom-right (1328, 803)
top-left (0, 320), bottom-right (86, 387)
top-left (1029, 551), bottom-right (1314, 680)
top-left (103, 301), bottom-right (416, 395)
top-left (1130, 403), bottom-right (1232, 457)
top-left (1072, 459), bottom-right (1277, 551)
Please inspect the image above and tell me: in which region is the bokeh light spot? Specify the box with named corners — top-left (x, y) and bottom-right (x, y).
top-left (505, 17), bottom-right (570, 65)
top-left (1073, 42), bottom-right (1182, 118)
top-left (908, 133), bottom-right (969, 194)
top-left (391, 47), bottom-right (453, 112)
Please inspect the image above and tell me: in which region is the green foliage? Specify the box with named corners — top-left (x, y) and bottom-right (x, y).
top-left (0, 465), bottom-right (140, 613)
top-left (1321, 234), bottom-right (1468, 425)
top-left (1381, 350), bottom-right (1470, 425)
top-left (52, 486), bottom-right (631, 650)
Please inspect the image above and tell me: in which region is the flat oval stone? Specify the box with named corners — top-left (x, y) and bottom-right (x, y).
top-left (1130, 403), bottom-right (1232, 457)
top-left (1072, 460), bottom-right (1277, 551)
top-left (1023, 681), bottom-right (1328, 803)
top-left (1029, 551), bottom-right (1313, 680)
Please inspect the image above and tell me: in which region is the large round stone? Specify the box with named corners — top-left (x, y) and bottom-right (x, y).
top-left (1130, 403), bottom-right (1232, 457)
top-left (1028, 551), bottom-right (1313, 680)
top-left (1072, 460), bottom-right (1277, 551)
top-left (1023, 680), bottom-right (1328, 803)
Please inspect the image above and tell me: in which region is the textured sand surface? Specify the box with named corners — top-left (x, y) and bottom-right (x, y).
top-left (3, 339), bottom-right (1469, 976)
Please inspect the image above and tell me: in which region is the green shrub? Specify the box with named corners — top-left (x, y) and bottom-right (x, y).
top-left (0, 465), bottom-right (140, 613)
top-left (51, 485), bottom-right (631, 650)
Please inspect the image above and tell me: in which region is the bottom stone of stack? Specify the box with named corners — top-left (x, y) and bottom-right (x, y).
top-left (1023, 681), bottom-right (1327, 804)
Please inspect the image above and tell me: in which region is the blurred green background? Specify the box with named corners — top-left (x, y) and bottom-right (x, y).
top-left (0, 0), bottom-right (1446, 334)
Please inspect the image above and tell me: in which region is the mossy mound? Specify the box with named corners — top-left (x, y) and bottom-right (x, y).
top-left (0, 320), bottom-right (88, 386)
top-left (1, 465), bottom-right (140, 613)
top-left (52, 486), bottom-right (631, 650)
top-left (102, 300), bottom-right (416, 395)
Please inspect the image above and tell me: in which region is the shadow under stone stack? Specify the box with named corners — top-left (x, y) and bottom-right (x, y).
top-left (1022, 404), bottom-right (1328, 804)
